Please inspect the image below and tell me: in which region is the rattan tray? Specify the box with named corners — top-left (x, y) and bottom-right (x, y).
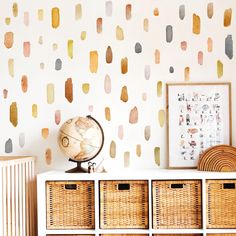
top-left (198, 145), bottom-right (236, 171)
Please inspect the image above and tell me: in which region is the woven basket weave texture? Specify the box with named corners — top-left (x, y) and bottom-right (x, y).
top-left (100, 180), bottom-right (149, 229)
top-left (46, 181), bottom-right (95, 230)
top-left (152, 180), bottom-right (202, 229)
top-left (207, 180), bottom-right (236, 228)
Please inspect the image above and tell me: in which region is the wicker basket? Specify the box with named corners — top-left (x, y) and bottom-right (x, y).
top-left (99, 180), bottom-right (149, 229)
top-left (207, 234), bottom-right (236, 236)
top-left (46, 181), bottom-right (95, 229)
top-left (206, 180), bottom-right (236, 228)
top-left (152, 180), bottom-right (202, 229)
top-left (153, 235), bottom-right (202, 236)
top-left (101, 235), bottom-right (148, 236)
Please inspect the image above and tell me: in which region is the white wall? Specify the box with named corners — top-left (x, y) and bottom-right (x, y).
top-left (0, 0), bottom-right (235, 172)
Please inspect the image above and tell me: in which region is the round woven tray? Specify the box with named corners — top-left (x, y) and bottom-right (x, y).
top-left (197, 145), bottom-right (236, 172)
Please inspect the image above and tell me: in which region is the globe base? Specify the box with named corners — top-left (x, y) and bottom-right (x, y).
top-left (65, 161), bottom-right (87, 173)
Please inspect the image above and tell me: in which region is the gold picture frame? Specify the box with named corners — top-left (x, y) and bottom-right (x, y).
top-left (166, 82), bottom-right (232, 169)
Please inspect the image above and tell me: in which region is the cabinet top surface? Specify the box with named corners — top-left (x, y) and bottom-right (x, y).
top-left (37, 168), bottom-right (236, 180)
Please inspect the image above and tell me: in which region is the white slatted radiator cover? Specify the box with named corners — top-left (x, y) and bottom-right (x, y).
top-left (0, 156), bottom-right (37, 236)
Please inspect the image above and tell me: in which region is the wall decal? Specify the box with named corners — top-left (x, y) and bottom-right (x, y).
top-left (143, 18), bottom-right (149, 32)
top-left (8, 58), bottom-right (14, 77)
top-left (38, 9), bottom-right (44, 21)
top-left (42, 128), bottom-right (49, 139)
top-left (144, 125), bottom-right (151, 141)
top-left (75, 4), bottom-right (82, 20)
top-left (88, 105), bottom-right (93, 112)
top-left (52, 7), bottom-right (60, 28)
top-left (4, 32), bottom-right (14, 48)
top-left (105, 107), bottom-right (111, 121)
top-left (126, 4), bottom-right (132, 20)
top-left (65, 78), bottom-right (73, 103)
top-left (118, 125), bottom-right (124, 140)
top-left (135, 42), bottom-right (142, 53)
top-left (32, 104), bottom-right (38, 118)
top-left (82, 83), bottom-right (90, 94)
top-left (129, 106), bottom-right (138, 124)
top-left (224, 8), bottom-right (232, 27)
top-left (5, 18), bottom-right (11, 25)
top-left (110, 140), bottom-right (116, 158)
top-left (55, 110), bottom-right (61, 125)
top-left (40, 62), bottom-right (45, 70)
top-left (207, 3), bottom-right (213, 19)
top-left (181, 41), bottom-right (187, 51)
top-left (166, 25), bottom-right (173, 43)
top-left (158, 109), bottom-right (165, 127)
top-left (19, 133), bottom-right (25, 148)
top-left (157, 81), bottom-right (162, 97)
top-left (24, 12), bottom-right (29, 26)
top-left (12, 3), bottom-right (18, 17)
top-left (225, 35), bottom-right (233, 59)
top-left (179, 5), bottom-right (185, 20)
top-left (5, 139), bottom-right (13, 153)
top-left (106, 46), bottom-right (113, 63)
top-left (32, 100), bottom-right (39, 117)
top-left (193, 13), bottom-right (200, 34)
top-left (184, 66), bottom-right (190, 81)
top-left (10, 102), bottom-right (18, 127)
top-left (45, 148), bottom-right (52, 165)
top-left (144, 65), bottom-right (150, 80)
top-left (155, 49), bottom-right (160, 64)
top-left (55, 58), bottom-right (62, 70)
top-left (169, 66), bottom-right (174, 73)
top-left (105, 1), bottom-right (112, 16)
top-left (217, 60), bottom-right (223, 78)
top-left (3, 89), bottom-right (8, 99)
top-left (116, 26), bottom-right (124, 40)
top-left (81, 31), bottom-right (86, 40)
top-left (67, 40), bottom-right (73, 59)
top-left (121, 57), bottom-right (128, 74)
top-left (124, 151), bottom-right (130, 167)
top-left (207, 37), bottom-right (213, 52)
top-left (97, 18), bottom-right (103, 33)
top-left (142, 92), bottom-right (147, 101)
top-left (120, 86), bottom-right (128, 102)
top-left (38, 36), bottom-right (43, 44)
top-left (198, 51), bottom-right (203, 65)
top-left (23, 42), bottom-right (31, 57)
top-left (47, 83), bottom-right (54, 104)
top-left (153, 8), bottom-right (159, 16)
top-left (104, 74), bottom-right (111, 94)
top-left (154, 147), bottom-right (160, 166)
top-left (52, 43), bottom-right (58, 50)
top-left (136, 144), bottom-right (141, 157)
top-left (90, 51), bottom-right (98, 73)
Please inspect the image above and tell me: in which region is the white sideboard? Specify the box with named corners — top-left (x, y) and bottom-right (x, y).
top-left (37, 169), bottom-right (236, 236)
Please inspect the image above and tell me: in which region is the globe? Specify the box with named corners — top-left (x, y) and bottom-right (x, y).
top-left (57, 115), bottom-right (104, 172)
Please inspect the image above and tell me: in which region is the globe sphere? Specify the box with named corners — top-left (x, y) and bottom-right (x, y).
top-left (57, 116), bottom-right (104, 162)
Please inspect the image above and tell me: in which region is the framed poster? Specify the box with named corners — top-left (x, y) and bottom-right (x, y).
top-left (166, 82), bottom-right (232, 168)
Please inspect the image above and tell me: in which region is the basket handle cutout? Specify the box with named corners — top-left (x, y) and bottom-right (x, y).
top-left (223, 183), bottom-right (235, 189)
top-left (171, 184), bottom-right (183, 189)
top-left (118, 183), bottom-right (130, 190)
top-left (65, 184), bottom-right (77, 190)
